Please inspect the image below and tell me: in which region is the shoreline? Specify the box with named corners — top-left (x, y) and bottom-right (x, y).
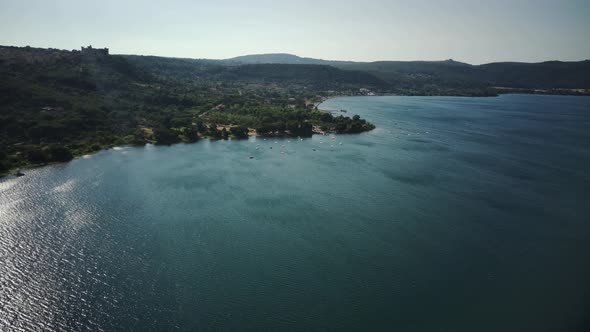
top-left (318, 91), bottom-right (590, 112)
top-left (1, 131), bottom-right (355, 179)
top-left (4, 92), bottom-right (584, 179)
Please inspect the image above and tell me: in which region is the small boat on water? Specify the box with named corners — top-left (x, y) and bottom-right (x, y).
top-left (249, 156), bottom-right (254, 159)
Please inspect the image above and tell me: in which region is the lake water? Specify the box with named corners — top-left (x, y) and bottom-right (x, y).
top-left (1, 95), bottom-right (589, 331)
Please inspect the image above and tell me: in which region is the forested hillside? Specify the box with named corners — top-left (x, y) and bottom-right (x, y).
top-left (0, 46), bottom-right (376, 174)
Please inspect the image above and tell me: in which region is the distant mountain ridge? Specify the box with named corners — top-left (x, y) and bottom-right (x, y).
top-left (224, 53), bottom-right (590, 89)
top-left (2, 45), bottom-right (589, 91)
top-left (225, 52), bottom-right (586, 68)
top-left (225, 53), bottom-right (471, 67)
top-left (224, 53), bottom-right (355, 66)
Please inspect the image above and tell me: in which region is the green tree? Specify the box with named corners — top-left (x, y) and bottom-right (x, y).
top-left (153, 127), bottom-right (180, 145)
top-left (0, 151), bottom-right (9, 173)
top-left (27, 149), bottom-right (49, 164)
top-left (48, 145), bottom-right (74, 162)
top-left (320, 112), bottom-right (334, 122)
top-left (229, 126), bottom-right (248, 139)
top-left (183, 127), bottom-right (200, 142)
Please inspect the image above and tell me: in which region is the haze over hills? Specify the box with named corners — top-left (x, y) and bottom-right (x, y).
top-left (2, 45), bottom-right (590, 92)
top-left (224, 53), bottom-right (351, 65)
top-left (225, 53), bottom-right (590, 90)
top-left (225, 53), bottom-right (469, 66)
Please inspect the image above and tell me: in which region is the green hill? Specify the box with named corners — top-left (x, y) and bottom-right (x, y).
top-left (478, 61), bottom-right (590, 89)
top-left (218, 63), bottom-right (388, 89)
top-left (336, 59), bottom-right (590, 92)
top-left (220, 53), bottom-right (590, 94)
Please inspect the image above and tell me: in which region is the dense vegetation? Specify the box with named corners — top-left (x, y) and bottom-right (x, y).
top-left (0, 46), bottom-right (376, 174)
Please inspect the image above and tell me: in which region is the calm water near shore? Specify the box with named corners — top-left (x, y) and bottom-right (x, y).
top-left (1, 95), bottom-right (589, 331)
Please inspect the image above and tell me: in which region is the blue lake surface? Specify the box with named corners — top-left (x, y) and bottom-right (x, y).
top-left (1, 95), bottom-right (589, 331)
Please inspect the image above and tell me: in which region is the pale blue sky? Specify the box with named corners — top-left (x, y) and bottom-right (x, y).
top-left (1, 0), bottom-right (588, 64)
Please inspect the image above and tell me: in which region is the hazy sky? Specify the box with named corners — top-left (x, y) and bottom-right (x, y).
top-left (1, 0), bottom-right (589, 64)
